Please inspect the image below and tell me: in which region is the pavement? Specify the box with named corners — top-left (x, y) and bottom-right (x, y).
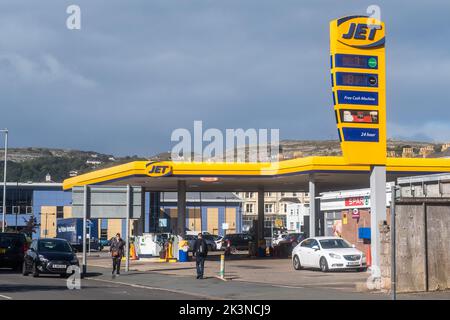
top-left (85, 251), bottom-right (376, 292)
top-left (0, 269), bottom-right (197, 300)
top-left (1, 251), bottom-right (448, 300)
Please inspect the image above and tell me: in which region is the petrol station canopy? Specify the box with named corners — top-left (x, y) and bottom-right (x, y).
top-left (62, 156), bottom-right (450, 192)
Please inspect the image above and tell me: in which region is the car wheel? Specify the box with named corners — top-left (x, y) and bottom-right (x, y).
top-left (22, 261), bottom-right (29, 276)
top-left (32, 262), bottom-right (40, 278)
top-left (320, 257), bottom-right (329, 272)
top-left (293, 255), bottom-right (302, 270)
top-left (14, 262), bottom-right (23, 273)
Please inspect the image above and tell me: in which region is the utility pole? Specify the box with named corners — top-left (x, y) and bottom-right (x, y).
top-left (1, 129), bottom-right (8, 233)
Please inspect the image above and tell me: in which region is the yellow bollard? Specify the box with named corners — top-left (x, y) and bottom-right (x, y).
top-left (215, 254), bottom-right (227, 281)
top-left (167, 240), bottom-right (177, 263)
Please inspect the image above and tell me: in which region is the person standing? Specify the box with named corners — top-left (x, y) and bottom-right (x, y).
top-left (110, 233), bottom-right (125, 277)
top-left (192, 233), bottom-right (208, 279)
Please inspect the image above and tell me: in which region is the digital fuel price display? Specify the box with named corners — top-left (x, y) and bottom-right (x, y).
top-left (334, 54), bottom-right (378, 69)
top-left (335, 72), bottom-right (378, 87)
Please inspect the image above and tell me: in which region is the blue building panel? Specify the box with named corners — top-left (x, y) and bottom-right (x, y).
top-left (218, 207), bottom-right (225, 236)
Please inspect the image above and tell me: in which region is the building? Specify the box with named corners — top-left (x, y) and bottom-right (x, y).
top-left (441, 143), bottom-right (450, 152)
top-left (155, 192), bottom-right (242, 236)
top-left (419, 145), bottom-right (434, 158)
top-left (235, 192), bottom-right (309, 231)
top-left (0, 182), bottom-right (72, 239)
top-left (386, 150), bottom-right (397, 157)
top-left (320, 185), bottom-right (392, 253)
top-left (0, 182), bottom-right (241, 240)
top-left (402, 147), bottom-right (415, 158)
top-left (285, 203), bottom-right (309, 232)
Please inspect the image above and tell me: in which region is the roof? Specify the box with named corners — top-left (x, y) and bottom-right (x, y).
top-left (62, 156), bottom-right (450, 193)
top-left (0, 182), bottom-right (63, 190)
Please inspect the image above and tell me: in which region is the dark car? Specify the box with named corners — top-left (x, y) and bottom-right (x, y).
top-left (23, 238), bottom-right (79, 278)
top-left (0, 232), bottom-right (28, 271)
top-left (223, 233), bottom-right (254, 252)
top-left (99, 239), bottom-right (111, 247)
top-left (201, 234), bottom-right (218, 251)
top-left (278, 232), bottom-right (306, 255)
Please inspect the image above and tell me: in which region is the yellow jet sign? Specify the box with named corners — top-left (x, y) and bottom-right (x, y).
top-left (145, 162), bottom-right (173, 177)
top-left (330, 15), bottom-right (386, 165)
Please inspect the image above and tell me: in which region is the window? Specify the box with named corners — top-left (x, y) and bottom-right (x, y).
top-left (283, 204), bottom-right (287, 213)
top-left (264, 204), bottom-right (273, 213)
top-left (281, 192), bottom-right (285, 196)
top-left (245, 203), bottom-right (254, 213)
top-left (301, 239), bottom-right (311, 247)
top-left (245, 192), bottom-right (254, 199)
top-left (265, 192), bottom-right (272, 197)
top-left (56, 206), bottom-right (64, 219)
top-left (308, 239), bottom-right (319, 248)
top-left (292, 192), bottom-right (297, 196)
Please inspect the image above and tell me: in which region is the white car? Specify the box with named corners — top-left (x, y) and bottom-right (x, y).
top-left (292, 236), bottom-right (367, 272)
top-left (272, 233), bottom-right (288, 246)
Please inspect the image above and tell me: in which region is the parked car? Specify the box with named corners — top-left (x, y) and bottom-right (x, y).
top-left (272, 233), bottom-right (288, 246)
top-left (99, 239), bottom-right (111, 247)
top-left (23, 238), bottom-right (79, 277)
top-left (223, 233), bottom-right (254, 252)
top-left (202, 234), bottom-right (221, 251)
top-left (0, 232), bottom-right (28, 271)
top-left (292, 236), bottom-right (367, 272)
top-left (184, 234), bottom-right (217, 251)
top-left (278, 233), bottom-right (306, 247)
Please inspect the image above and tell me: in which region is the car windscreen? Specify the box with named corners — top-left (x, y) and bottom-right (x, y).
top-left (319, 239), bottom-right (351, 249)
top-left (38, 240), bottom-right (72, 253)
top-left (0, 234), bottom-right (24, 248)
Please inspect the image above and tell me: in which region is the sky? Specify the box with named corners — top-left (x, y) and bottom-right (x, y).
top-left (1, 0), bottom-right (450, 156)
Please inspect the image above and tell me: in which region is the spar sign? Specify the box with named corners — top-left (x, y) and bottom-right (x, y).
top-left (345, 196), bottom-right (370, 207)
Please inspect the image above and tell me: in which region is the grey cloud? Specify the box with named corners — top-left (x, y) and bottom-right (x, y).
top-left (0, 0), bottom-right (449, 156)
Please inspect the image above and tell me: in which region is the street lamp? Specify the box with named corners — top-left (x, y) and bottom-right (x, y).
top-left (1, 129), bottom-right (8, 233)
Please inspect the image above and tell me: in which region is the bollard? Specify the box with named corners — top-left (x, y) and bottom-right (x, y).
top-left (219, 254), bottom-right (225, 280)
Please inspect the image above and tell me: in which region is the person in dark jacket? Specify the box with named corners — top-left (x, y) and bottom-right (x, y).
top-left (110, 233), bottom-right (125, 277)
top-left (192, 233), bottom-right (208, 279)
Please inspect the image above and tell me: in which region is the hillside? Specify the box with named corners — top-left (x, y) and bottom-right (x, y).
top-left (0, 140), bottom-right (449, 182)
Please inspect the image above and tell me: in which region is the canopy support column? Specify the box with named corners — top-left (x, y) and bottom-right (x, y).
top-left (177, 181), bottom-right (186, 237)
top-left (257, 188), bottom-right (265, 243)
top-left (309, 175), bottom-right (318, 237)
top-left (370, 165), bottom-right (387, 277)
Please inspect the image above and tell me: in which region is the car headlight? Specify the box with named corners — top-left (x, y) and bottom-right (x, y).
top-left (38, 254), bottom-right (48, 262)
top-left (362, 253), bottom-right (366, 260)
top-left (329, 253), bottom-right (342, 259)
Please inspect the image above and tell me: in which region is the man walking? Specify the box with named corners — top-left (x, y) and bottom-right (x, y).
top-left (193, 233), bottom-right (208, 279)
top-left (110, 233), bottom-right (125, 277)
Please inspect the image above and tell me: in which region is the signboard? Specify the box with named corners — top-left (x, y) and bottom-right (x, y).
top-left (222, 223), bottom-right (229, 230)
top-left (72, 186), bottom-right (143, 219)
top-left (342, 212), bottom-right (348, 225)
top-left (352, 208), bottom-right (360, 219)
top-left (345, 196), bottom-right (369, 207)
top-left (145, 161), bottom-right (173, 177)
top-left (330, 15), bottom-right (386, 165)
top-left (274, 219), bottom-right (283, 228)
